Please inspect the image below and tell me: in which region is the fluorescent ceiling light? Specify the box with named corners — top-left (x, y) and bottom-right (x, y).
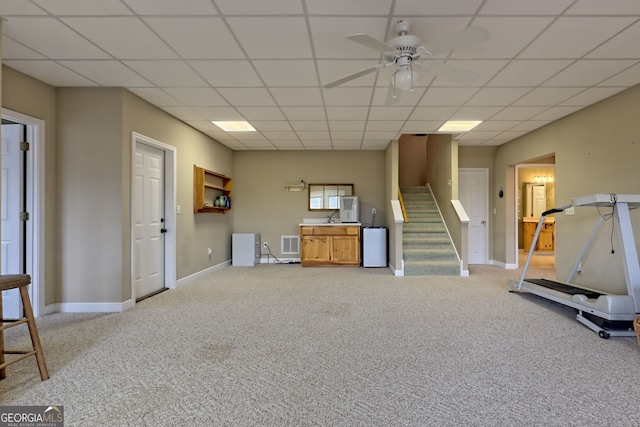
top-left (212, 121), bottom-right (256, 132)
top-left (437, 121), bottom-right (482, 132)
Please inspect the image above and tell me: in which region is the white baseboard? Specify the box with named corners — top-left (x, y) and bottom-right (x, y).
top-left (176, 260), bottom-right (231, 287)
top-left (260, 257), bottom-right (301, 264)
top-left (57, 299), bottom-right (134, 313)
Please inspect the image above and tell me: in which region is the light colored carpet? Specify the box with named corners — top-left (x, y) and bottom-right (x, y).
top-left (1, 263), bottom-right (639, 426)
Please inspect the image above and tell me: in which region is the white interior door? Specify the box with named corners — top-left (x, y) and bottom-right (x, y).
top-left (134, 142), bottom-right (166, 299)
top-left (459, 168), bottom-right (489, 265)
top-left (1, 124), bottom-right (24, 317)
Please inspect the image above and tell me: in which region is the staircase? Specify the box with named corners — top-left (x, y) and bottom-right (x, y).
top-left (401, 186), bottom-right (460, 276)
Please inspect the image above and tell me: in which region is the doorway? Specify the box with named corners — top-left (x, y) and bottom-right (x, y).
top-left (131, 132), bottom-right (176, 302)
top-left (459, 168), bottom-right (489, 264)
top-left (1, 109), bottom-right (45, 317)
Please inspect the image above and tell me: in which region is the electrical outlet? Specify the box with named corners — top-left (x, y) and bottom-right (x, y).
top-left (372, 208), bottom-right (376, 215)
top-left (207, 248), bottom-right (212, 256)
top-left (264, 242), bottom-right (268, 248)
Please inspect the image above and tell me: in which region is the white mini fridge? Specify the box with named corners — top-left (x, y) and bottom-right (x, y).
top-left (232, 233), bottom-right (261, 266)
top-left (362, 227), bottom-right (387, 267)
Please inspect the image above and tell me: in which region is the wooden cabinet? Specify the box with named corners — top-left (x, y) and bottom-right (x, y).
top-left (523, 220), bottom-right (554, 252)
top-left (301, 225), bottom-right (360, 266)
top-left (193, 165), bottom-right (232, 213)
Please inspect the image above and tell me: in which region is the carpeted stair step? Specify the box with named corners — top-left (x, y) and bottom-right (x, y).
top-left (401, 186), bottom-right (460, 276)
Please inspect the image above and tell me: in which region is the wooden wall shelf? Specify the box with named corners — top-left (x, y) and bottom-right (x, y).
top-left (194, 165), bottom-right (232, 213)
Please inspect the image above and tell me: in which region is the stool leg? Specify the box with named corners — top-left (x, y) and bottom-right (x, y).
top-left (19, 286), bottom-right (49, 381)
top-left (0, 295), bottom-right (5, 379)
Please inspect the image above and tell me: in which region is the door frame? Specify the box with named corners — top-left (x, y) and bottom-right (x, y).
top-left (2, 108), bottom-right (45, 317)
top-left (459, 167), bottom-right (489, 265)
top-left (130, 132), bottom-right (177, 304)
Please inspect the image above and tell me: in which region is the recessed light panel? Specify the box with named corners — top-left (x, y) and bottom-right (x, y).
top-left (212, 121), bottom-right (256, 132)
top-left (437, 121), bottom-right (482, 132)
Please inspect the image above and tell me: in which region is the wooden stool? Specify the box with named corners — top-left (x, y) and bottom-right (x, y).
top-left (0, 274), bottom-right (49, 381)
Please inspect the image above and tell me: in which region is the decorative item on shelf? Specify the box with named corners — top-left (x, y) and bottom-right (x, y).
top-left (284, 180), bottom-right (305, 192)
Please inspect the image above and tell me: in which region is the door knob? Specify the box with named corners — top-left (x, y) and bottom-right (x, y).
top-left (481, 220), bottom-right (486, 224)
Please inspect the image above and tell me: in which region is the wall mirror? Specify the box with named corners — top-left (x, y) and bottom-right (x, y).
top-left (523, 182), bottom-right (546, 217)
top-left (308, 184), bottom-right (353, 210)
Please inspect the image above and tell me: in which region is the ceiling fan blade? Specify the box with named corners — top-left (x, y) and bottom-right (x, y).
top-left (422, 25), bottom-right (490, 55)
top-left (428, 62), bottom-right (481, 84)
top-left (324, 64), bottom-right (382, 88)
top-left (347, 33), bottom-right (395, 53)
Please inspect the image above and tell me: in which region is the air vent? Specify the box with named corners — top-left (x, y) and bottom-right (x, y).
top-left (281, 235), bottom-right (299, 254)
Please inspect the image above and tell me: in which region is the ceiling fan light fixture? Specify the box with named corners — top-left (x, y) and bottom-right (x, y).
top-left (393, 65), bottom-right (418, 92)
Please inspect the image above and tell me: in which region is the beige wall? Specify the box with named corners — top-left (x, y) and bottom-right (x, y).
top-left (494, 83), bottom-right (640, 293)
top-left (398, 134), bottom-right (427, 187)
top-left (232, 150), bottom-right (386, 259)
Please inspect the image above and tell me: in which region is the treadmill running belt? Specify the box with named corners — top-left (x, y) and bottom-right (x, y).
top-left (525, 278), bottom-right (604, 300)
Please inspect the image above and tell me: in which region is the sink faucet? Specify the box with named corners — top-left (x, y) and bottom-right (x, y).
top-left (327, 210), bottom-right (340, 223)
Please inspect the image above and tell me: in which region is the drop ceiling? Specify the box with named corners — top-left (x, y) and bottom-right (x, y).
top-left (2, 0), bottom-right (640, 150)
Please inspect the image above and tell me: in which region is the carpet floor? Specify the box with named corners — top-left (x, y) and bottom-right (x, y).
top-left (1, 263), bottom-right (639, 426)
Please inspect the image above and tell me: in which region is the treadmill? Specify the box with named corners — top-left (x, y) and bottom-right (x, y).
top-left (509, 194), bottom-right (640, 339)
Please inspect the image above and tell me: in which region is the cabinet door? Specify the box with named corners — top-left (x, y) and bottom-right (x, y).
top-left (331, 235), bottom-right (359, 264)
top-left (301, 236), bottom-right (331, 263)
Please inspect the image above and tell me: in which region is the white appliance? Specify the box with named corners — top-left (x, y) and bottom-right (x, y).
top-left (232, 233), bottom-right (261, 266)
top-left (340, 196), bottom-right (359, 223)
top-left (362, 227), bottom-right (387, 267)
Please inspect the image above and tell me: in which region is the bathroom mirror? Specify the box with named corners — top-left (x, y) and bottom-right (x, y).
top-left (308, 184), bottom-right (353, 210)
top-left (523, 182), bottom-right (546, 217)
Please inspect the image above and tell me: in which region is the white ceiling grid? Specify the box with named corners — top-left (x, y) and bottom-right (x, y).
top-left (1, 0), bottom-right (640, 149)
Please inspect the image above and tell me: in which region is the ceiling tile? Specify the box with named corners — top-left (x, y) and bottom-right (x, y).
top-left (250, 121), bottom-right (293, 131)
top-left (161, 106), bottom-right (205, 121)
top-left (566, 0), bottom-right (640, 15)
top-left (3, 60), bottom-right (97, 86)
top-left (330, 131), bottom-right (363, 140)
top-left (62, 17), bottom-right (178, 59)
top-left (121, 0), bottom-right (218, 15)
top-left (290, 121), bottom-right (329, 131)
top-left (364, 131), bottom-right (400, 140)
top-left (451, 17), bottom-right (553, 59)
top-left (513, 87), bottom-right (584, 106)
top-left (488, 60), bottom-right (572, 86)
top-left (123, 60), bottom-right (208, 86)
top-left (402, 121), bottom-right (444, 133)
top-left (59, 60), bottom-right (153, 87)
top-left (519, 17), bottom-right (637, 59)
top-left (127, 88), bottom-right (183, 106)
top-left (2, 17), bottom-right (112, 59)
top-left (217, 88), bottom-right (276, 106)
top-left (1, 37), bottom-right (46, 59)
top-left (419, 87), bottom-right (478, 106)
top-left (281, 107), bottom-right (326, 120)
top-left (272, 141), bottom-right (305, 149)
top-left (479, 0), bottom-right (573, 15)
top-left (163, 87), bottom-right (228, 107)
top-left (509, 121), bottom-right (550, 132)
top-left (309, 17), bottom-right (388, 59)
top-left (329, 121), bottom-right (367, 131)
top-left (192, 107), bottom-right (244, 121)
top-left (33, 0), bottom-right (132, 15)
top-left (473, 121), bottom-right (520, 131)
top-left (430, 60), bottom-right (508, 86)
top-left (598, 63), bottom-right (640, 86)
top-left (297, 131), bottom-right (331, 140)
top-left (394, 0), bottom-right (483, 15)
top-left (317, 59), bottom-right (380, 87)
top-left (560, 87), bottom-right (626, 107)
top-left (369, 106), bottom-right (414, 120)
top-left (214, 0), bottom-right (303, 14)
top-left (269, 88), bottom-right (323, 106)
top-left (189, 60), bottom-right (263, 87)
top-left (365, 121), bottom-right (404, 131)
top-left (145, 17), bottom-right (245, 59)
top-left (253, 60), bottom-right (318, 86)
top-left (491, 106), bottom-right (549, 120)
top-left (325, 107), bottom-right (369, 121)
top-left (262, 131), bottom-right (300, 140)
top-left (227, 17), bottom-right (312, 59)
top-left (306, 0), bottom-right (392, 15)
top-left (543, 60), bottom-right (638, 86)
top-left (371, 86), bottom-right (426, 106)
top-left (466, 87), bottom-right (531, 106)
top-left (235, 107), bottom-right (286, 121)
top-left (586, 21), bottom-right (640, 59)
top-left (0, 0), bottom-right (48, 14)
top-left (451, 106), bottom-right (503, 120)
top-left (183, 120), bottom-right (223, 132)
top-left (323, 87), bottom-right (374, 106)
top-left (409, 106), bottom-right (458, 121)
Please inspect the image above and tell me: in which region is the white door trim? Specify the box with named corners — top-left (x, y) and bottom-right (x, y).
top-left (2, 108), bottom-right (46, 317)
top-left (131, 132), bottom-right (177, 304)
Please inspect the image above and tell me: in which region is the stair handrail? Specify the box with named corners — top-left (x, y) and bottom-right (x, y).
top-left (398, 187), bottom-right (409, 223)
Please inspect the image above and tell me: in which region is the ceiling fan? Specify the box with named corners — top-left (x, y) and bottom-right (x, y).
top-left (324, 20), bottom-right (490, 102)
